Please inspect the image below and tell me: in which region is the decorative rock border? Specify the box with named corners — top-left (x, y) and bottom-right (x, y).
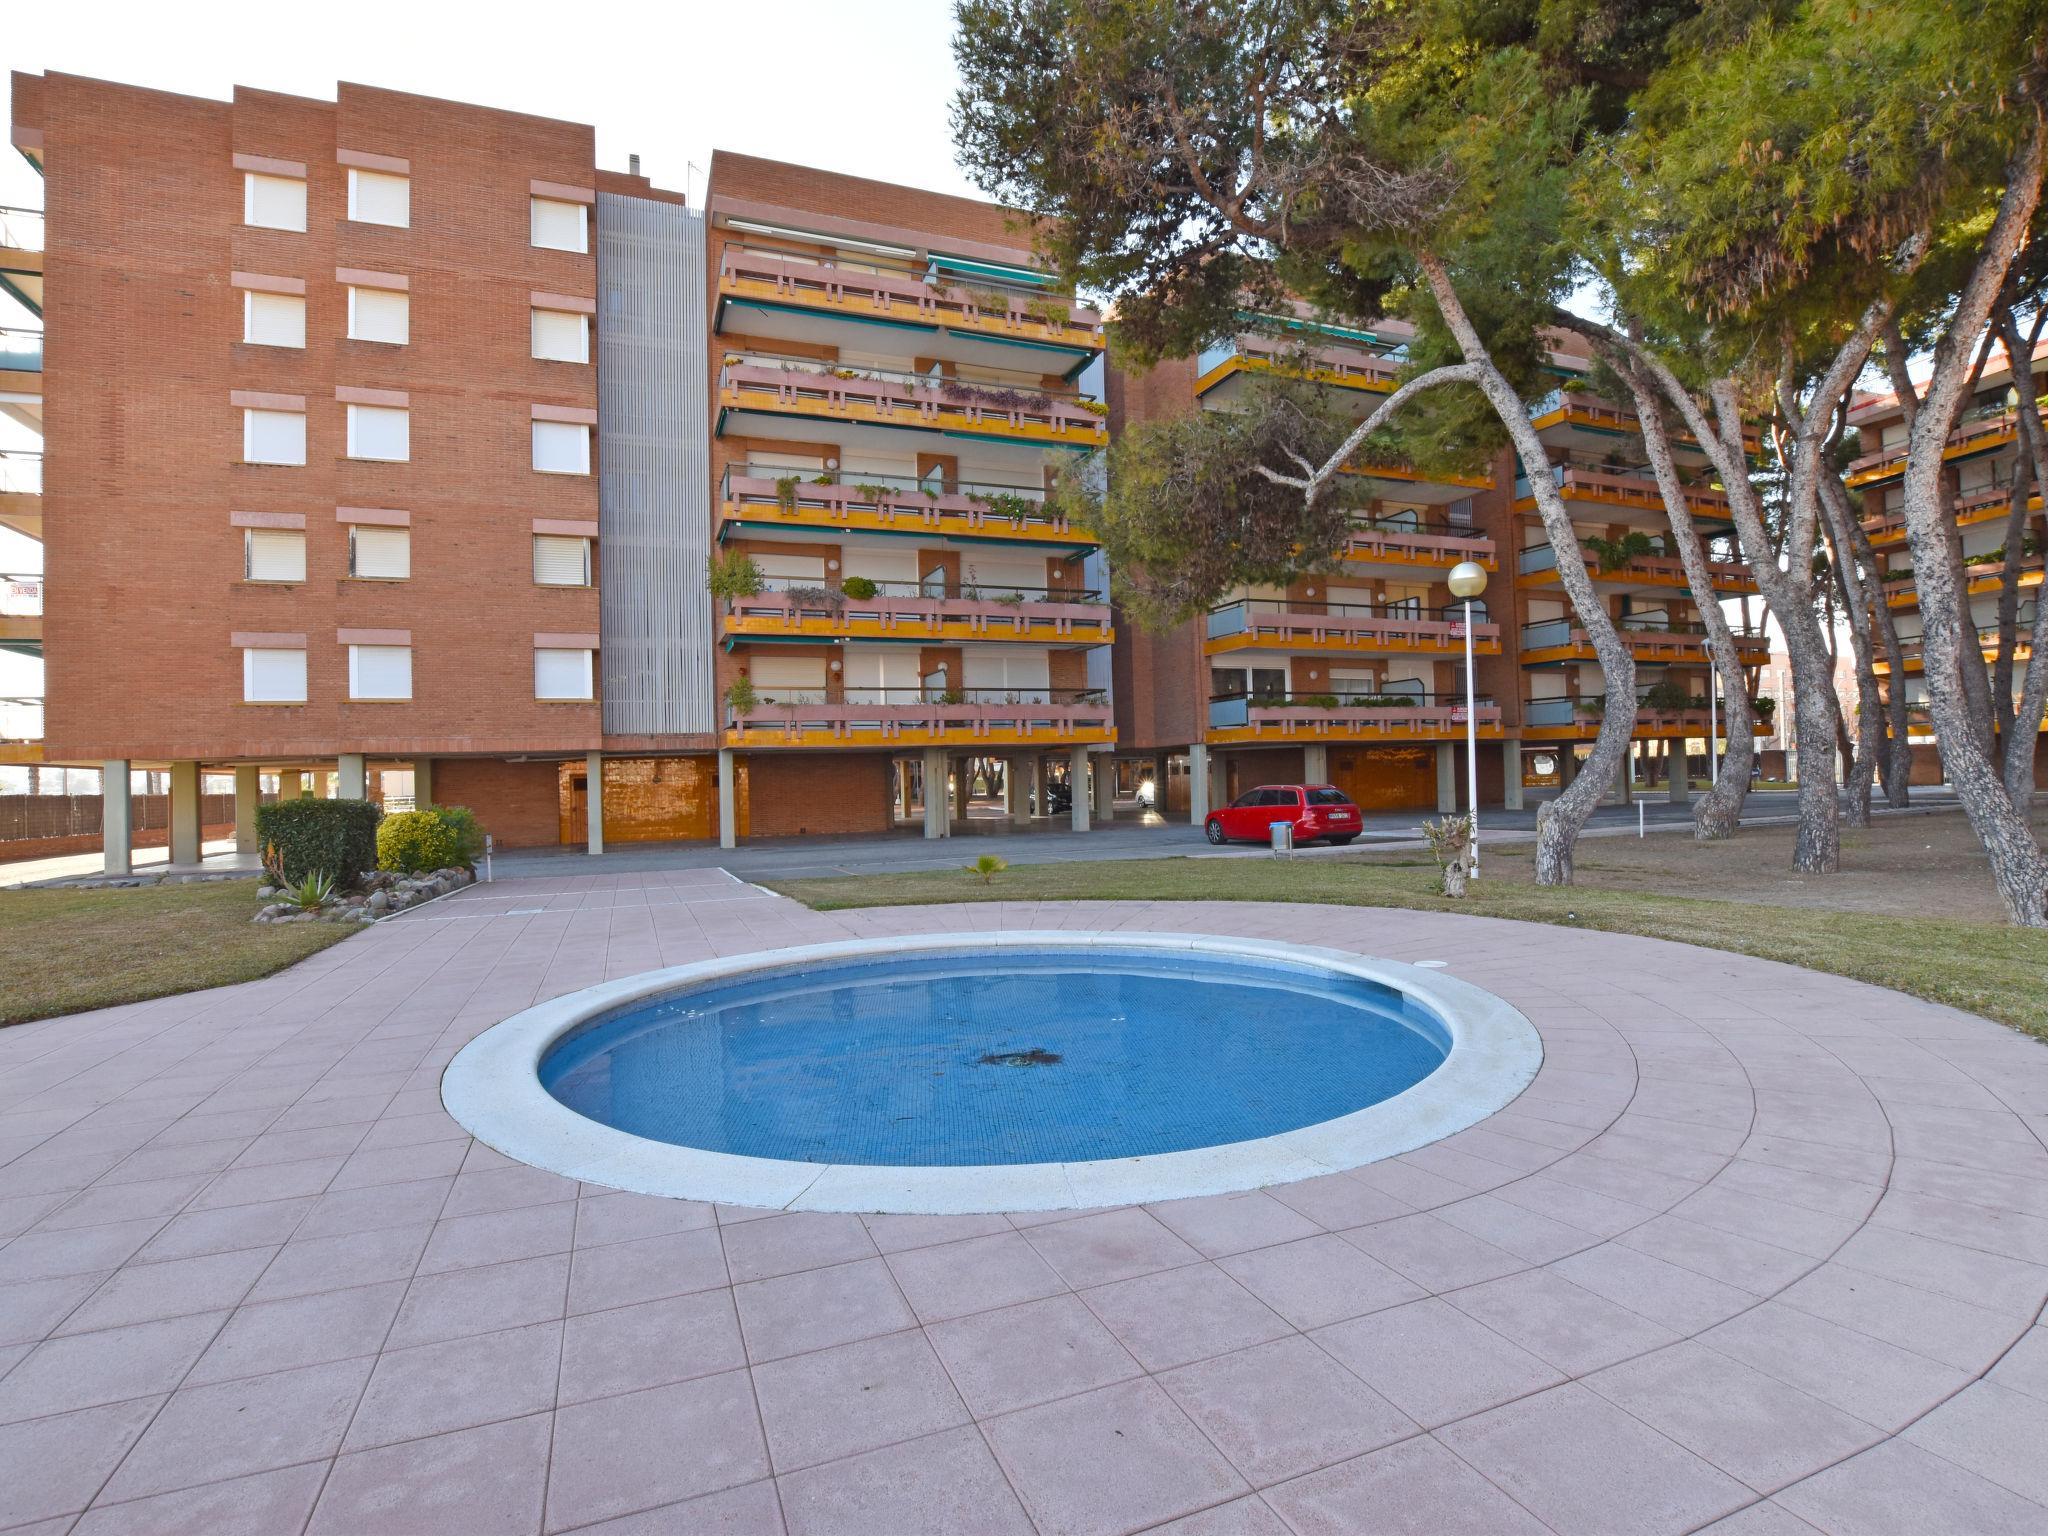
top-left (252, 865), bottom-right (475, 924)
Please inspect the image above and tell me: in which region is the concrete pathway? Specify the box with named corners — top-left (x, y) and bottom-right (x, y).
top-left (0, 872), bottom-right (2042, 1533)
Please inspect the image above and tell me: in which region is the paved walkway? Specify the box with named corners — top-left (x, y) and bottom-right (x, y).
top-left (1, 872), bottom-right (2043, 1534)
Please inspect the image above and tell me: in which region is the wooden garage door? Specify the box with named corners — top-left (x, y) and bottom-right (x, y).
top-left (1328, 746), bottom-right (1436, 812)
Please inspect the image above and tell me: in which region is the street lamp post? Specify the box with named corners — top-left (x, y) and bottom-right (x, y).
top-left (1447, 561), bottom-right (1489, 880)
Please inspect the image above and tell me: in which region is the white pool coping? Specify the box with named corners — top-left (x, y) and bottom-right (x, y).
top-left (439, 932), bottom-right (1544, 1215)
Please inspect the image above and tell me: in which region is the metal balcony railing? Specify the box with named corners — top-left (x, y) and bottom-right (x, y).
top-left (719, 352), bottom-right (1107, 438)
top-left (753, 577), bottom-right (1101, 606)
top-left (1848, 406), bottom-right (2017, 480)
top-left (0, 328), bottom-right (41, 373)
top-left (1195, 335), bottom-right (1405, 389)
top-left (1519, 616), bottom-right (1770, 651)
top-left (0, 206), bottom-right (42, 252)
top-left (1208, 689), bottom-right (1500, 731)
top-left (0, 450), bottom-right (40, 494)
top-left (720, 240), bottom-right (1094, 322)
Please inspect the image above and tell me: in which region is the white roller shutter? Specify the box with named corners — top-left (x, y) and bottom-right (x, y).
top-left (348, 169), bottom-right (410, 227)
top-left (243, 409), bottom-right (306, 466)
top-left (531, 309), bottom-right (589, 363)
top-left (753, 553), bottom-right (827, 585)
top-left (532, 421), bottom-right (590, 474)
top-left (841, 549), bottom-right (919, 585)
top-left (349, 526), bottom-right (411, 580)
top-left (347, 405), bottom-right (410, 462)
top-left (349, 288), bottom-right (409, 344)
top-left (533, 535), bottom-right (591, 586)
top-left (750, 657), bottom-right (827, 702)
top-left (962, 649), bottom-right (1051, 700)
top-left (841, 648), bottom-right (919, 704)
top-left (243, 173), bottom-right (306, 232)
top-left (243, 648), bottom-right (306, 702)
top-left (244, 293), bottom-right (305, 348)
top-left (535, 647), bottom-right (594, 700)
top-left (530, 197), bottom-right (588, 252)
top-left (349, 644), bottom-right (412, 700)
top-left (245, 530), bottom-right (305, 582)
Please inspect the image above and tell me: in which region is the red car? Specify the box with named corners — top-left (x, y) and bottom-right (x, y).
top-left (1205, 784), bottom-right (1363, 846)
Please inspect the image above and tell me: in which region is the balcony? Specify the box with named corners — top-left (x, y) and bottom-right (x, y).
top-left (0, 206), bottom-right (41, 316)
top-left (1522, 694), bottom-right (1775, 738)
top-left (1874, 615), bottom-right (2035, 675)
top-left (1195, 335), bottom-right (1403, 400)
top-left (0, 326), bottom-right (40, 375)
top-left (722, 581), bottom-right (1112, 647)
top-left (1528, 388), bottom-right (1760, 456)
top-left (717, 352), bottom-right (1108, 450)
top-left (1513, 463), bottom-right (1732, 522)
top-left (725, 687), bottom-right (1113, 750)
top-left (1883, 552), bottom-right (2043, 608)
top-left (1339, 513), bottom-right (1496, 573)
top-left (1861, 481), bottom-right (2041, 548)
top-left (1846, 407), bottom-right (2018, 489)
top-left (1204, 598), bottom-right (1500, 658)
top-left (720, 464), bottom-right (1090, 550)
top-left (716, 243), bottom-right (1103, 353)
top-left (0, 696), bottom-right (42, 757)
top-left (1206, 690), bottom-right (1502, 745)
top-left (0, 572), bottom-right (40, 646)
top-left (1517, 540), bottom-right (1755, 594)
top-left (1518, 616), bottom-right (1772, 665)
top-left (0, 450), bottom-right (38, 540)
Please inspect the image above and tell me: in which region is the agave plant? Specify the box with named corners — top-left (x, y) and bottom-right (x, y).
top-left (286, 870), bottom-right (334, 912)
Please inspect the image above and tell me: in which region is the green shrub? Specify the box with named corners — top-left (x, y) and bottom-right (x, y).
top-left (840, 575), bottom-right (878, 599)
top-left (256, 799), bottom-right (380, 886)
top-left (377, 805), bottom-right (484, 874)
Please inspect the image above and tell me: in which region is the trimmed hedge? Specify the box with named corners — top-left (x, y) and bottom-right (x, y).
top-left (377, 805), bottom-right (484, 874)
top-left (255, 798), bottom-right (381, 886)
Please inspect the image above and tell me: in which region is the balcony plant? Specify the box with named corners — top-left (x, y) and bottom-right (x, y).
top-left (724, 677), bottom-right (758, 718)
top-left (774, 475), bottom-right (802, 514)
top-left (840, 575), bottom-right (879, 600)
top-left (853, 482), bottom-right (891, 504)
top-left (1751, 694), bottom-right (1778, 721)
top-left (936, 687), bottom-right (966, 705)
top-left (707, 549), bottom-right (765, 602)
top-left (980, 491), bottom-right (1040, 520)
top-left (1583, 530), bottom-right (1657, 572)
top-left (1642, 679), bottom-right (1696, 713)
top-left (780, 583), bottom-right (844, 614)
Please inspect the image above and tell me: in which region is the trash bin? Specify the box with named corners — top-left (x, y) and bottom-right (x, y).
top-left (1269, 820), bottom-right (1294, 854)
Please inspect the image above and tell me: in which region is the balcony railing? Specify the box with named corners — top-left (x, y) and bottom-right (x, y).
top-left (725, 582), bottom-right (1111, 641)
top-left (1523, 695), bottom-right (1770, 731)
top-left (1847, 407), bottom-right (2017, 484)
top-left (0, 328), bottom-right (41, 373)
top-left (1515, 462), bottom-right (1732, 518)
top-left (1861, 479), bottom-right (2041, 542)
top-left (1342, 513), bottom-right (1496, 567)
top-left (0, 450), bottom-right (40, 495)
top-left (1519, 616), bottom-right (1770, 656)
top-left (718, 242), bottom-right (1101, 344)
top-left (1, 574), bottom-right (43, 617)
top-left (1195, 335), bottom-right (1403, 392)
top-left (727, 687), bottom-right (1112, 745)
top-left (1206, 598), bottom-right (1500, 652)
top-left (0, 207), bottom-right (41, 252)
top-left (720, 464), bottom-right (1085, 543)
top-left (719, 352), bottom-right (1107, 443)
top-left (1517, 540), bottom-right (1753, 589)
top-left (1879, 616), bottom-right (2036, 670)
top-left (1208, 690), bottom-right (1502, 735)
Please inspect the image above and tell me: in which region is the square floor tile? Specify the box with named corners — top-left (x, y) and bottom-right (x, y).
top-left (778, 1424), bottom-right (1034, 1536)
top-left (73, 1463), bottom-right (328, 1536)
top-left (1338, 1213), bottom-right (1527, 1292)
top-left (1700, 1301), bottom-right (1970, 1430)
top-left (0, 1310), bottom-right (226, 1424)
top-left (309, 1411), bottom-right (551, 1535)
top-left (55, 1247), bottom-right (276, 1336)
top-left (1147, 1191), bottom-right (1323, 1257)
top-left (559, 1289), bottom-right (747, 1405)
top-left (1159, 1334), bottom-right (1417, 1485)
top-left (1262, 1434), bottom-right (1550, 1535)
top-left (545, 1371), bottom-right (770, 1531)
top-left (185, 1280), bottom-right (406, 1387)
top-left (574, 1192), bottom-right (717, 1248)
top-left (1218, 1234), bottom-right (1425, 1330)
top-left (983, 1376), bottom-right (1248, 1536)
top-left (1444, 1268), bottom-right (1678, 1375)
top-left (417, 1201), bottom-right (578, 1274)
top-left (1023, 1208), bottom-right (1202, 1288)
top-left (344, 1320), bottom-right (561, 1450)
top-left (567, 1228), bottom-right (728, 1314)
top-left (244, 1223), bottom-right (432, 1303)
top-left (0, 1398), bottom-right (163, 1528)
top-left (1310, 1298), bottom-right (1563, 1429)
top-left (1775, 1437), bottom-right (2048, 1535)
top-left (1903, 1380), bottom-right (2048, 1505)
top-left (1082, 1263), bottom-right (1291, 1372)
top-left (735, 1257), bottom-right (916, 1362)
top-left (885, 1232), bottom-right (1066, 1324)
top-left (0, 1271), bottom-right (108, 1347)
top-left (386, 1253), bottom-right (570, 1348)
top-left (751, 1329), bottom-right (969, 1472)
top-left (926, 1293), bottom-right (1142, 1419)
top-left (134, 1198), bottom-right (314, 1264)
top-left (722, 1212), bottom-right (876, 1283)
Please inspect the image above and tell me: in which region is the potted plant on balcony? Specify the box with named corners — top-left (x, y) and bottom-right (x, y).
top-left (853, 482), bottom-right (891, 505)
top-left (774, 475), bottom-right (802, 514)
top-left (981, 491), bottom-right (1039, 520)
top-left (1641, 679), bottom-right (1694, 714)
top-left (723, 676), bottom-right (758, 722)
top-left (1583, 530), bottom-right (1656, 572)
top-left (1026, 295), bottom-right (1070, 330)
top-left (840, 576), bottom-right (878, 600)
top-left (707, 550), bottom-right (765, 603)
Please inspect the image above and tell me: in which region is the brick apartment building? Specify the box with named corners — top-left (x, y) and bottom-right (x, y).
top-left (2, 69), bottom-right (1783, 870)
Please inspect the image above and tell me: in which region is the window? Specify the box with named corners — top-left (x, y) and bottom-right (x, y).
top-left (244, 529), bottom-right (305, 582)
top-left (535, 647), bottom-right (594, 700)
top-left (243, 409), bottom-right (306, 466)
top-left (532, 420), bottom-right (590, 474)
top-left (243, 292), bottom-right (305, 348)
top-left (349, 525), bottom-right (410, 579)
top-left (347, 169), bottom-right (409, 227)
top-left (243, 648), bottom-right (306, 703)
top-left (348, 287), bottom-right (409, 344)
top-left (533, 534), bottom-right (591, 586)
top-left (347, 404), bottom-right (410, 462)
top-left (243, 173), bottom-right (306, 232)
top-left (349, 644), bottom-right (412, 700)
top-left (750, 657), bottom-right (826, 704)
top-left (531, 309), bottom-right (589, 364)
top-left (530, 197), bottom-right (587, 252)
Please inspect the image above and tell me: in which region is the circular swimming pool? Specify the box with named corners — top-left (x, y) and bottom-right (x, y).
top-left (442, 933), bottom-right (1541, 1214)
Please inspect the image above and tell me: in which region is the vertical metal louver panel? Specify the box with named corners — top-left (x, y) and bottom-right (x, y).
top-left (595, 194), bottom-right (713, 735)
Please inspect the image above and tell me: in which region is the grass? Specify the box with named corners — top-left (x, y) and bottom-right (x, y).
top-left (765, 854), bottom-right (2048, 1044)
top-left (0, 878), bottom-right (348, 1027)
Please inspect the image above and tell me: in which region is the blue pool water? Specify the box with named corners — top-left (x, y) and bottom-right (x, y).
top-left (540, 947), bottom-right (1449, 1166)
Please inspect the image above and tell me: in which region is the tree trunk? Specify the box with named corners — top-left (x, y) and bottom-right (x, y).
top-left (1989, 463), bottom-right (2033, 756)
top-left (1608, 350), bottom-right (1754, 839)
top-left (1894, 128), bottom-right (2047, 925)
top-left (1843, 512), bottom-right (1914, 806)
top-left (1419, 253), bottom-right (1635, 885)
top-left (1816, 474), bottom-right (1886, 826)
top-left (2000, 303), bottom-right (2048, 805)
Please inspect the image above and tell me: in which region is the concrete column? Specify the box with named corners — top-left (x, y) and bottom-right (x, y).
top-left (1436, 743), bottom-right (1458, 813)
top-left (102, 760), bottom-right (133, 877)
top-left (717, 749), bottom-right (737, 849)
top-left (1029, 755), bottom-right (1046, 819)
top-left (1069, 744), bottom-right (1091, 832)
top-left (278, 769), bottom-right (303, 801)
top-left (169, 761), bottom-right (202, 867)
top-left (412, 758), bottom-right (434, 808)
top-left (337, 753), bottom-right (367, 800)
top-left (922, 748), bottom-right (949, 839)
top-left (1188, 744), bottom-right (1211, 826)
top-left (1302, 743), bottom-right (1329, 783)
top-left (584, 751), bottom-right (604, 855)
top-left (1668, 740), bottom-right (1691, 803)
top-left (233, 765), bottom-right (261, 853)
top-left (1501, 739), bottom-right (1525, 811)
top-left (1005, 755), bottom-right (1030, 825)
top-left (1092, 753), bottom-right (1114, 823)
top-left (1614, 748), bottom-right (1633, 805)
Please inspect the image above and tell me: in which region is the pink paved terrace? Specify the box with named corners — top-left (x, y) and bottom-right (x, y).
top-left (2, 874), bottom-right (2046, 1534)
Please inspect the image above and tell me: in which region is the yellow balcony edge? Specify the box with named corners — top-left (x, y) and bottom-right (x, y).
top-left (1202, 635), bottom-right (1501, 658)
top-left (725, 619), bottom-right (1115, 645)
top-left (721, 386), bottom-right (1108, 449)
top-left (720, 272), bottom-right (1104, 352)
top-left (724, 725), bottom-right (1116, 750)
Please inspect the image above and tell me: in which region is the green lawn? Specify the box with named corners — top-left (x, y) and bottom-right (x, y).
top-left (766, 855), bottom-right (2048, 1044)
top-left (0, 879), bottom-right (349, 1027)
